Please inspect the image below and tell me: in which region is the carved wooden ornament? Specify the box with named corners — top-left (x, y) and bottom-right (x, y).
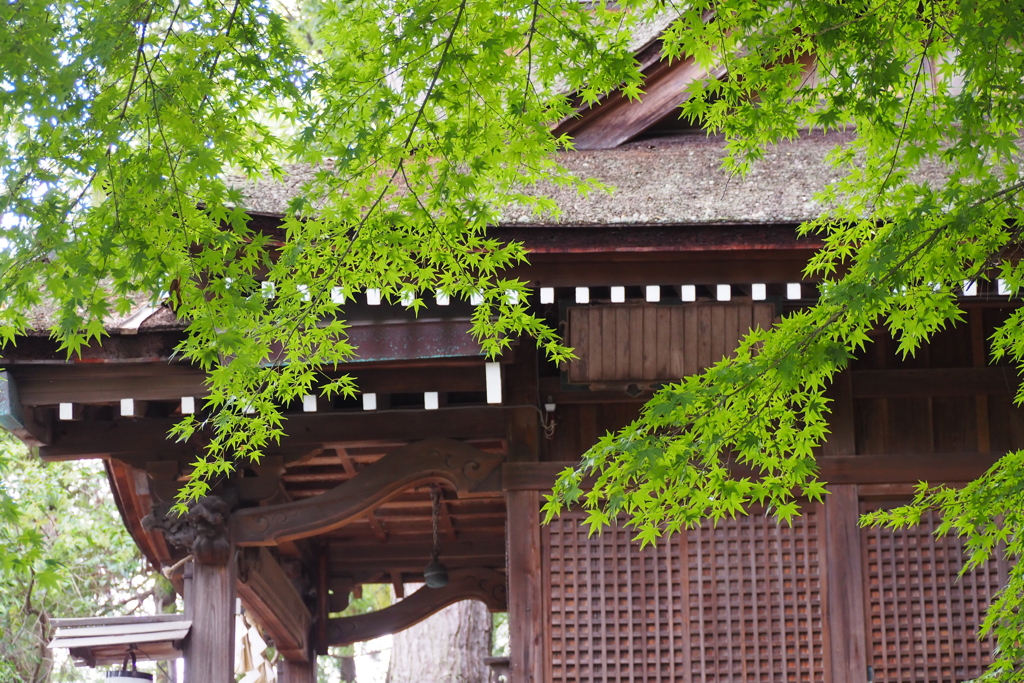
top-left (232, 438), bottom-right (503, 546)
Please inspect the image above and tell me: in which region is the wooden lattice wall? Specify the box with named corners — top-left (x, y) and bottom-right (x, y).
top-left (544, 507), bottom-right (826, 683)
top-left (544, 501), bottom-right (1006, 683)
top-left (861, 506), bottom-right (1006, 683)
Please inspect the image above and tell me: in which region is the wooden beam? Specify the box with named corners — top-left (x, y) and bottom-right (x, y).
top-left (850, 367), bottom-right (1019, 397)
top-left (236, 548), bottom-right (312, 662)
top-left (824, 485), bottom-right (868, 683)
top-left (326, 569), bottom-right (506, 646)
top-left (38, 407), bottom-right (509, 461)
top-left (232, 439), bottom-right (504, 546)
top-left (503, 451), bottom-right (1007, 490)
top-left (506, 491), bottom-right (545, 683)
top-left (0, 371), bottom-right (51, 446)
top-left (327, 537), bottom-right (507, 573)
top-left (8, 360), bottom-right (493, 406)
top-left (554, 54), bottom-right (727, 150)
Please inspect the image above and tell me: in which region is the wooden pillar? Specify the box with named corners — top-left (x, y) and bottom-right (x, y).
top-left (278, 659), bottom-right (317, 683)
top-left (506, 490), bottom-right (545, 683)
top-left (505, 339), bottom-right (545, 683)
top-left (180, 496), bottom-right (237, 683)
top-left (825, 485), bottom-right (868, 683)
top-left (184, 559), bottom-right (236, 682)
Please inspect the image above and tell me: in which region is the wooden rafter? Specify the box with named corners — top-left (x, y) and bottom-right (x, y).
top-left (554, 53), bottom-right (728, 150)
top-left (232, 439), bottom-right (504, 546)
top-left (326, 569), bottom-right (506, 646)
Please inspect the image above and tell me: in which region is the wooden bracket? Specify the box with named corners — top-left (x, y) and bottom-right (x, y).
top-left (326, 568), bottom-right (507, 646)
top-left (236, 548), bottom-right (312, 662)
top-left (232, 439), bottom-right (504, 546)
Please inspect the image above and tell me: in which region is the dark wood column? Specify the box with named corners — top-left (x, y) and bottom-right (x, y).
top-left (505, 340), bottom-right (546, 683)
top-left (825, 485), bottom-right (868, 683)
top-left (278, 660), bottom-right (317, 683)
top-left (506, 490), bottom-right (545, 683)
top-left (186, 559), bottom-right (237, 682)
top-left (160, 496), bottom-right (236, 683)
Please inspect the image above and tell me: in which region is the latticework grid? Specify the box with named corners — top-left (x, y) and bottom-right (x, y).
top-left (545, 508), bottom-right (826, 683)
top-left (862, 507), bottom-right (1005, 683)
top-left (686, 507), bottom-right (826, 683)
top-left (546, 513), bottom-right (686, 682)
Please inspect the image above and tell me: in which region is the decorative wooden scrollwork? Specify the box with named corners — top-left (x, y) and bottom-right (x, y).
top-left (327, 568), bottom-right (507, 646)
top-left (141, 494), bottom-right (235, 565)
top-left (232, 438), bottom-right (503, 546)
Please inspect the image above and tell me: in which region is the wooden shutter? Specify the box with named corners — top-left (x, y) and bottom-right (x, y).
top-left (544, 506), bottom-right (826, 682)
top-left (861, 505), bottom-right (1006, 683)
top-left (566, 303), bottom-right (775, 385)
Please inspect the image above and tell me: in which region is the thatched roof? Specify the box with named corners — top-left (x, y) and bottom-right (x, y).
top-left (228, 131), bottom-right (946, 226)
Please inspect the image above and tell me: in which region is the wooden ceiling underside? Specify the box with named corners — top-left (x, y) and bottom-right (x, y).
top-left (108, 435), bottom-right (510, 586)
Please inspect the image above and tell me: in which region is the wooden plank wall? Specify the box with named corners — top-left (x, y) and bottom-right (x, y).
top-left (850, 308), bottom-right (1024, 456)
top-left (566, 303), bottom-right (774, 385)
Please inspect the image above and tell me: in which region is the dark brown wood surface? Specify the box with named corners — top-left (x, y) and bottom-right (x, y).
top-left (232, 439), bottom-right (503, 546)
top-left (326, 568), bottom-right (506, 646)
top-left (507, 490), bottom-right (545, 683)
top-left (39, 407), bottom-right (508, 461)
top-left (825, 485), bottom-right (868, 683)
top-left (567, 303), bottom-right (774, 385)
top-left (545, 506), bottom-right (827, 682)
top-left (554, 54), bottom-right (726, 150)
top-left (236, 548), bottom-right (311, 662)
top-left (278, 660), bottom-right (317, 683)
top-left (504, 451), bottom-right (1006, 491)
top-left (860, 502), bottom-right (1005, 683)
top-left (184, 558), bottom-right (236, 682)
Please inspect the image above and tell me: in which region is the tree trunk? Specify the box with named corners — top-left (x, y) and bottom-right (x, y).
top-left (386, 591), bottom-right (491, 683)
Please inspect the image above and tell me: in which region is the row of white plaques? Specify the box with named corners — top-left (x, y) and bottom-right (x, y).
top-left (57, 363), bottom-right (504, 420)
top-left (263, 280), bottom-right (1009, 307)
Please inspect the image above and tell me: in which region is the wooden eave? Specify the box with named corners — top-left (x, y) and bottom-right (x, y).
top-left (49, 615), bottom-right (190, 666)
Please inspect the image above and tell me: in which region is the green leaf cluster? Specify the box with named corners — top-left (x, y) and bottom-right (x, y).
top-left (0, 436), bottom-right (154, 682)
top-left (542, 3), bottom-right (1024, 678)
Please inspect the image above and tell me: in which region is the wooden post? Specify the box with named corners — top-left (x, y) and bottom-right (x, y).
top-left (506, 490), bottom-right (545, 683)
top-left (278, 659), bottom-right (317, 683)
top-left (505, 339), bottom-right (545, 683)
top-left (184, 559), bottom-right (236, 682)
top-left (825, 485), bottom-right (868, 683)
top-left (971, 308), bottom-right (992, 453)
top-left (178, 496), bottom-right (237, 683)
top-left (823, 371), bottom-right (856, 457)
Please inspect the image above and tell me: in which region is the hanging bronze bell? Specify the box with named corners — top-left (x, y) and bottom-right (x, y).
top-left (423, 557), bottom-right (449, 588)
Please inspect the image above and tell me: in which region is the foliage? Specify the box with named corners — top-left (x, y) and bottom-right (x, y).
top-left (0, 436), bottom-right (155, 682)
top-left (319, 584), bottom-right (392, 683)
top-left (0, 0), bottom-right (646, 504)
top-left (7, 0), bottom-right (1024, 678)
top-left (541, 1), bottom-right (1024, 679)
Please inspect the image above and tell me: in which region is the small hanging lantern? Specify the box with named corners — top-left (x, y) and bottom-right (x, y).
top-left (106, 649), bottom-right (153, 682)
top-left (423, 485), bottom-right (449, 588)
